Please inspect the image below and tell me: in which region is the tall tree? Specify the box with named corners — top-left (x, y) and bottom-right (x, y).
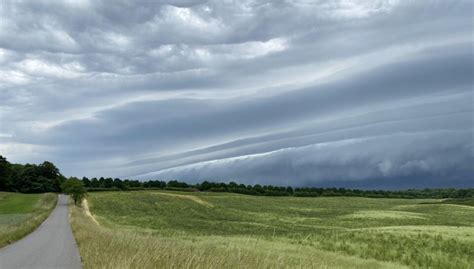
top-left (0, 155), bottom-right (12, 190)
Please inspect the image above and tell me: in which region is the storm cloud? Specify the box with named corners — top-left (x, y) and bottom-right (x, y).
top-left (0, 0), bottom-right (472, 188)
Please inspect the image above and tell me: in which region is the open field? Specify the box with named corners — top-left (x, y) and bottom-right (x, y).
top-left (0, 192), bottom-right (57, 248)
top-left (71, 191), bottom-right (474, 269)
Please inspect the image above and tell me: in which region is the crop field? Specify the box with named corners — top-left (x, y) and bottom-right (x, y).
top-left (0, 192), bottom-right (57, 247)
top-left (70, 191), bottom-right (474, 269)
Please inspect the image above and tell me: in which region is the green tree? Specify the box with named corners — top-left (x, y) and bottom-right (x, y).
top-left (90, 177), bottom-right (100, 188)
top-left (39, 161), bottom-right (60, 179)
top-left (113, 178), bottom-right (123, 189)
top-left (82, 177), bottom-right (91, 187)
top-left (104, 177), bottom-right (114, 188)
top-left (62, 178), bottom-right (87, 205)
top-left (0, 155), bottom-right (12, 190)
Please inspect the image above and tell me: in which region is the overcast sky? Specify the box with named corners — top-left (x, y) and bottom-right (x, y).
top-left (0, 0), bottom-right (472, 188)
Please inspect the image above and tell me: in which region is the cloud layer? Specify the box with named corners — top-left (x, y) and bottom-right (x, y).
top-left (1, 0), bottom-right (472, 188)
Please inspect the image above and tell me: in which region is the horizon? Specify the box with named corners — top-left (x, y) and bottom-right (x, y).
top-left (0, 0), bottom-right (473, 189)
top-left (2, 153), bottom-right (473, 191)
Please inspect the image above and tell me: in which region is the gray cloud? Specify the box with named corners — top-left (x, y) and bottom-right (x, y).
top-left (0, 0), bottom-right (472, 188)
top-left (139, 130), bottom-right (474, 189)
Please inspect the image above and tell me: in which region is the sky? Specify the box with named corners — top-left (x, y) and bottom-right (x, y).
top-left (0, 0), bottom-right (473, 189)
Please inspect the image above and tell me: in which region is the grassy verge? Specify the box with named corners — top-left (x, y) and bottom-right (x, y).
top-left (0, 192), bottom-right (57, 248)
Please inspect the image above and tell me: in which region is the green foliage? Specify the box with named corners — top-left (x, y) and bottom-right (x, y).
top-left (62, 178), bottom-right (87, 205)
top-left (0, 155), bottom-right (64, 193)
top-left (0, 156), bottom-right (13, 190)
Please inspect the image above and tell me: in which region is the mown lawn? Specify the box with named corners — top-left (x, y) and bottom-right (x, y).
top-left (71, 191), bottom-right (474, 268)
top-left (0, 192), bottom-right (57, 248)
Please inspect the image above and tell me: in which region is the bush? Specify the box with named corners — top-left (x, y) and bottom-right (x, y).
top-left (62, 178), bottom-right (87, 205)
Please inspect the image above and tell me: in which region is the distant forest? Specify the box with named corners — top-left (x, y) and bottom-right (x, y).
top-left (1, 155), bottom-right (473, 199)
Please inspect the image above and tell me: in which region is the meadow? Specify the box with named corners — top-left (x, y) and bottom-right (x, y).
top-left (0, 192), bottom-right (57, 247)
top-left (71, 190), bottom-right (474, 269)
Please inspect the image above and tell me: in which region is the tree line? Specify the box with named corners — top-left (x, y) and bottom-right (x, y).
top-left (81, 178), bottom-right (473, 199)
top-left (0, 155), bottom-right (64, 193)
top-left (0, 155), bottom-right (86, 204)
top-left (1, 155), bottom-right (473, 199)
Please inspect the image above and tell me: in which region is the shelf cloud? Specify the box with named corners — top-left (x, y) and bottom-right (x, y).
top-left (0, 0), bottom-right (472, 188)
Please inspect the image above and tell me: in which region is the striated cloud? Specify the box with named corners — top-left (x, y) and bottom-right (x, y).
top-left (0, 0), bottom-right (472, 188)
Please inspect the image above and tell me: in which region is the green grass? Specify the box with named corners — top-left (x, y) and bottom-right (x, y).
top-left (441, 198), bottom-right (474, 207)
top-left (71, 191), bottom-right (474, 268)
top-left (0, 192), bottom-right (57, 247)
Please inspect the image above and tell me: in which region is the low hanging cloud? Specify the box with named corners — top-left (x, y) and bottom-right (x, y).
top-left (0, 0), bottom-right (472, 188)
top-left (138, 131), bottom-right (473, 189)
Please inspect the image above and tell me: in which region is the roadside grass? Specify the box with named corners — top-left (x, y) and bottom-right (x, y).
top-left (0, 192), bottom-right (57, 248)
top-left (71, 191), bottom-right (474, 268)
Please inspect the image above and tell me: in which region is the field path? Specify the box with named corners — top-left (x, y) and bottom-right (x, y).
top-left (82, 198), bottom-right (99, 225)
top-left (0, 194), bottom-right (82, 269)
top-left (153, 192), bottom-right (214, 207)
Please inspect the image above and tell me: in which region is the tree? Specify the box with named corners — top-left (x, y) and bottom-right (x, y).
top-left (90, 177), bottom-right (100, 188)
top-left (62, 178), bottom-right (87, 205)
top-left (82, 177), bottom-right (91, 187)
top-left (104, 178), bottom-right (114, 188)
top-left (98, 177), bottom-right (105, 187)
top-left (39, 161), bottom-right (60, 179)
top-left (113, 178), bottom-right (123, 189)
top-left (0, 155), bottom-right (12, 190)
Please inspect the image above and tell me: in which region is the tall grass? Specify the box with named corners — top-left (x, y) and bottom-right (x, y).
top-left (70, 202), bottom-right (402, 269)
top-left (71, 191), bottom-right (474, 269)
top-left (0, 192), bottom-right (57, 247)
top-left (313, 229), bottom-right (474, 269)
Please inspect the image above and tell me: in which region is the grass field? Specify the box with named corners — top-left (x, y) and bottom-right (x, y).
top-left (70, 191), bottom-right (474, 269)
top-left (0, 192), bottom-right (57, 248)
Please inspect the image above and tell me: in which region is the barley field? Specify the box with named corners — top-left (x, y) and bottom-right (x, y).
top-left (70, 191), bottom-right (474, 269)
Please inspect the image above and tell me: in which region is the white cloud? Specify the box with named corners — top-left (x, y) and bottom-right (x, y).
top-left (325, 0), bottom-right (401, 19)
top-left (0, 70), bottom-right (31, 86)
top-left (15, 59), bottom-right (84, 79)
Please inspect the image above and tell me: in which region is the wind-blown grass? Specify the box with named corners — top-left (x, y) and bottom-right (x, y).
top-left (71, 191), bottom-right (474, 268)
top-left (0, 192), bottom-right (57, 247)
top-left (70, 205), bottom-right (401, 269)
